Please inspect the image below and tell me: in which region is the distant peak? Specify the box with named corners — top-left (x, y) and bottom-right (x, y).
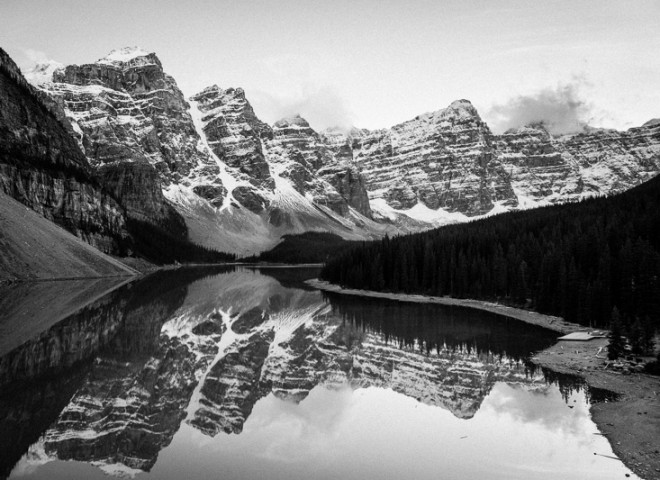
top-left (97, 47), bottom-right (154, 65)
top-left (410, 99), bottom-right (480, 124)
top-left (526, 121), bottom-right (550, 132)
top-left (505, 121), bottom-right (591, 137)
top-left (24, 59), bottom-right (64, 85)
top-left (643, 118), bottom-right (660, 128)
top-left (502, 123), bottom-right (550, 136)
top-left (224, 87), bottom-right (245, 98)
top-left (197, 84), bottom-right (221, 95)
top-left (274, 114), bottom-right (311, 129)
top-left (448, 99), bottom-right (479, 116)
top-left (323, 125), bottom-right (350, 135)
top-left (190, 85), bottom-right (250, 104)
top-left (450, 99), bottom-right (474, 108)
top-left (323, 125), bottom-right (367, 138)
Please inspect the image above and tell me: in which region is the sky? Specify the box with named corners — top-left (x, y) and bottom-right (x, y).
top-left (1, 0), bottom-right (659, 133)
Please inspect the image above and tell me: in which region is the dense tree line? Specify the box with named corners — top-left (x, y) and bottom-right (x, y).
top-left (321, 176), bottom-right (660, 339)
top-left (244, 231), bottom-right (361, 264)
top-left (126, 218), bottom-right (235, 264)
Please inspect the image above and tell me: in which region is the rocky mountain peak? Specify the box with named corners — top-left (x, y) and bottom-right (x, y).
top-left (441, 99), bottom-right (484, 124)
top-left (273, 114), bottom-right (311, 129)
top-left (320, 126), bottom-right (369, 149)
top-left (643, 118), bottom-right (660, 128)
top-left (395, 99), bottom-right (485, 134)
top-left (502, 122), bottom-right (552, 137)
top-left (188, 84), bottom-right (222, 104)
top-left (96, 46), bottom-right (157, 67)
top-left (448, 98), bottom-right (478, 113)
top-left (190, 83), bottom-right (272, 143)
top-left (191, 85), bottom-right (257, 118)
top-left (24, 60), bottom-right (64, 85)
top-left (191, 85), bottom-right (248, 103)
top-left (226, 86), bottom-right (246, 98)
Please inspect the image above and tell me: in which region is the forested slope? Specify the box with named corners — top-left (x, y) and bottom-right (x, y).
top-left (245, 232), bottom-right (361, 264)
top-left (321, 175), bottom-right (660, 335)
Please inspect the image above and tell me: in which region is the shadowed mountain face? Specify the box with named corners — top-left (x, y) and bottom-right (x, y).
top-left (0, 49), bottom-right (130, 255)
top-left (2, 267), bottom-right (599, 478)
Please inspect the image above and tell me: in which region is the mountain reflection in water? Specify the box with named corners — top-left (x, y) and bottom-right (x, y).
top-left (0, 267), bottom-right (635, 479)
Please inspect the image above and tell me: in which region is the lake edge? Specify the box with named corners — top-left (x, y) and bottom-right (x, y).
top-left (307, 278), bottom-right (660, 480)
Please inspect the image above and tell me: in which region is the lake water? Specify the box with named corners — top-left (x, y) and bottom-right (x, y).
top-left (0, 267), bottom-right (637, 479)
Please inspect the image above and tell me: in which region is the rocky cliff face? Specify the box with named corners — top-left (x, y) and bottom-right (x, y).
top-left (325, 101), bottom-right (515, 217)
top-left (325, 103), bottom-right (660, 223)
top-left (269, 115), bottom-right (373, 218)
top-left (50, 48), bottom-right (204, 183)
top-left (0, 48), bottom-right (130, 253)
top-left (494, 122), bottom-right (660, 207)
top-left (30, 50), bottom-right (384, 255)
top-left (190, 85), bottom-right (273, 193)
top-left (188, 86), bottom-right (375, 221)
top-left (33, 48), bottom-right (200, 229)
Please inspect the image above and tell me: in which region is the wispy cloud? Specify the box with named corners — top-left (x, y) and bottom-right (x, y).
top-left (248, 54), bottom-right (355, 131)
top-left (22, 48), bottom-right (50, 64)
top-left (486, 80), bottom-right (595, 135)
top-left (250, 85), bottom-right (354, 131)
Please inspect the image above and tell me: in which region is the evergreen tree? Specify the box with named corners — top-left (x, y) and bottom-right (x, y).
top-left (607, 307), bottom-right (625, 360)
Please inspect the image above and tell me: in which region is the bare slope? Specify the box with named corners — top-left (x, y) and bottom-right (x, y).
top-left (0, 192), bottom-right (137, 281)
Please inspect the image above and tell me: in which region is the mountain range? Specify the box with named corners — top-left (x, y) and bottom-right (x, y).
top-left (2, 46), bottom-right (660, 262)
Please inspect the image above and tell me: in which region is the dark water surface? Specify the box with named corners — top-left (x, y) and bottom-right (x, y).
top-left (0, 267), bottom-right (636, 479)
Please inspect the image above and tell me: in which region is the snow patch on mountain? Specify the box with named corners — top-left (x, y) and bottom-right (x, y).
top-left (187, 99), bottom-right (247, 209)
top-left (24, 60), bottom-right (64, 85)
top-left (98, 46), bottom-right (153, 65)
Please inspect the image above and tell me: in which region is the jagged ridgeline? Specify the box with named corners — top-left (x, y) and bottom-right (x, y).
top-left (0, 48), bottom-right (234, 265)
top-left (321, 175), bottom-right (660, 333)
top-left (25, 47), bottom-right (660, 259)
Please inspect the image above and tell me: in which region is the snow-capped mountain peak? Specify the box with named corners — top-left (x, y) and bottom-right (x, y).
top-left (273, 114), bottom-right (310, 129)
top-left (24, 60), bottom-right (64, 85)
top-left (97, 46), bottom-right (154, 65)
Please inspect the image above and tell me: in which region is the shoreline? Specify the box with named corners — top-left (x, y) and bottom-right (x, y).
top-left (306, 279), bottom-right (584, 334)
top-left (0, 261), bottom-right (321, 287)
top-left (307, 278), bottom-right (660, 480)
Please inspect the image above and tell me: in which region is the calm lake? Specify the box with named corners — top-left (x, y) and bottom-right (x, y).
top-left (0, 267), bottom-right (637, 479)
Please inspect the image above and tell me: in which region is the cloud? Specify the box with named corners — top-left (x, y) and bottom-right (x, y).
top-left (247, 54), bottom-right (355, 131)
top-left (250, 85), bottom-right (355, 131)
top-left (486, 82), bottom-right (594, 135)
top-left (22, 48), bottom-right (49, 65)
